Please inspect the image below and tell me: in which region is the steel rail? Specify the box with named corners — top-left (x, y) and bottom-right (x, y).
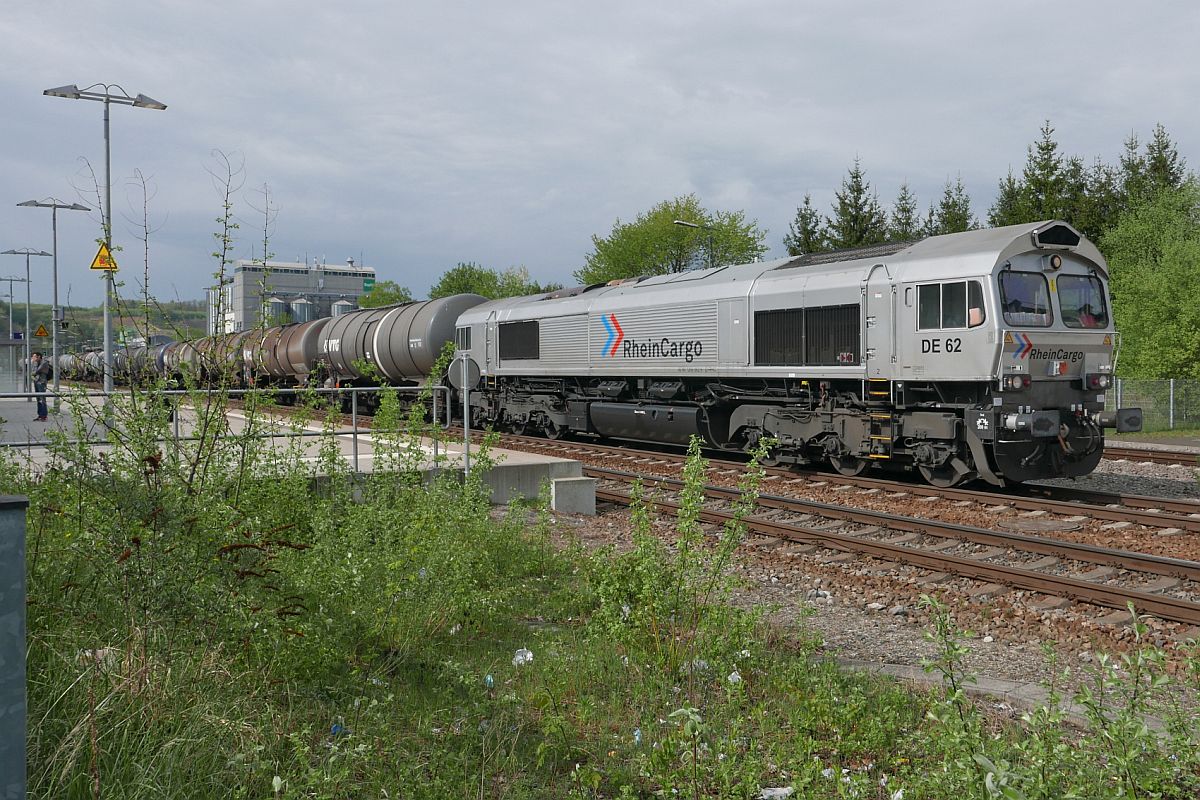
top-left (588, 468), bottom-right (1200, 582)
top-left (1104, 445), bottom-right (1200, 467)
top-left (590, 474), bottom-right (1200, 627)
top-left (491, 433), bottom-right (1200, 532)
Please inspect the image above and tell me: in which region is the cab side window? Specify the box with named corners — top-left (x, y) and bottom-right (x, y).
top-left (917, 284), bottom-right (941, 330)
top-left (917, 280), bottom-right (986, 330)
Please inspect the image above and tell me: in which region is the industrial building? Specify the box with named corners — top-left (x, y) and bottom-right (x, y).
top-left (206, 258), bottom-right (376, 334)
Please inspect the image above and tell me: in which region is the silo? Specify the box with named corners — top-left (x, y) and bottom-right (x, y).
top-left (290, 297), bottom-right (314, 323)
top-left (331, 299), bottom-right (356, 317)
top-left (266, 297), bottom-right (289, 322)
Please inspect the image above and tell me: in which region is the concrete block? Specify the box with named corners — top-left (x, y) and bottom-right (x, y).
top-left (480, 459), bottom-right (582, 505)
top-left (551, 476), bottom-right (597, 516)
top-left (1, 496), bottom-right (28, 800)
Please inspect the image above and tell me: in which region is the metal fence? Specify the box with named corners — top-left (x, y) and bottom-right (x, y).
top-left (1110, 379), bottom-right (1200, 432)
top-left (0, 384), bottom-right (463, 473)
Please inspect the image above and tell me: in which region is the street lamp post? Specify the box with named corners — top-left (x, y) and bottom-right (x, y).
top-left (1, 251), bottom-right (51, 397)
top-left (672, 219), bottom-right (717, 269)
top-left (43, 83), bottom-right (167, 392)
top-left (0, 280), bottom-right (26, 338)
top-left (18, 199), bottom-right (90, 410)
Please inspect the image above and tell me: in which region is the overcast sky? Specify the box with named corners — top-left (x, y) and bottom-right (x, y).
top-left (0, 0), bottom-right (1195, 309)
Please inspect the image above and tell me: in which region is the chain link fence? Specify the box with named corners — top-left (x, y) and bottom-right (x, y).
top-left (1110, 379), bottom-right (1200, 432)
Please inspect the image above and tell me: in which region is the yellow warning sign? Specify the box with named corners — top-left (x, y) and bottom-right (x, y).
top-left (34, 324), bottom-right (49, 337)
top-left (1103, 335), bottom-right (1112, 346)
top-left (1003, 331), bottom-right (1014, 344)
top-left (90, 242), bottom-right (118, 271)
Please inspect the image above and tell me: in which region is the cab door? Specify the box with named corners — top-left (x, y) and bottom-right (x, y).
top-left (485, 309), bottom-right (498, 372)
top-left (863, 263), bottom-right (895, 378)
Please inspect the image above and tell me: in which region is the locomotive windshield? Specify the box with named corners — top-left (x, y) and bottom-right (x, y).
top-left (999, 271), bottom-right (1052, 327)
top-left (1056, 274), bottom-right (1109, 329)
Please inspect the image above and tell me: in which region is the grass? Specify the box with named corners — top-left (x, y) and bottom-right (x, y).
top-left (1111, 425), bottom-right (1200, 440)
top-left (7, 381), bottom-right (1200, 798)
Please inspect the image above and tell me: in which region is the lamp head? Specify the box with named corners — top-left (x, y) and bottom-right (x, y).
top-left (132, 93), bottom-right (167, 110)
top-left (43, 84), bottom-right (82, 99)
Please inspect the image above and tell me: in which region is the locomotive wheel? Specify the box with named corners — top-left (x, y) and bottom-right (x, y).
top-left (918, 461), bottom-right (975, 488)
top-left (757, 450), bottom-right (782, 468)
top-left (544, 421), bottom-right (567, 440)
top-left (829, 455), bottom-right (868, 477)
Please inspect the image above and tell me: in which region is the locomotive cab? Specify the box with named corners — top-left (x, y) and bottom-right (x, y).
top-left (975, 224), bottom-right (1142, 483)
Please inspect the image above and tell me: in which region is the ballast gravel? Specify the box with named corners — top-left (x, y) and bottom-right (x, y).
top-left (1033, 457), bottom-right (1200, 500)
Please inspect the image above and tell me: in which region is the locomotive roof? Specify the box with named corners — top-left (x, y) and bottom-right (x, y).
top-left (460, 220), bottom-right (1102, 318)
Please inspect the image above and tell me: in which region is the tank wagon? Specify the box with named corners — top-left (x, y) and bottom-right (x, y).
top-left (455, 221), bottom-right (1142, 486)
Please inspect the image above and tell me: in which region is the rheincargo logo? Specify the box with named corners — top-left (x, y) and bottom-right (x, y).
top-left (1029, 347), bottom-right (1084, 363)
top-left (623, 338), bottom-right (704, 363)
top-left (601, 313), bottom-right (625, 357)
top-left (599, 313), bottom-right (703, 362)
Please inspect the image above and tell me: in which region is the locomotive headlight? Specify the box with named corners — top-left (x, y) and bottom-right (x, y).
top-left (1085, 373), bottom-right (1112, 390)
top-left (1043, 253), bottom-right (1063, 271)
top-left (1002, 374), bottom-right (1031, 391)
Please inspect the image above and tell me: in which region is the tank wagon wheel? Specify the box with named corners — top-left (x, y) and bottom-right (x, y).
top-left (829, 454), bottom-right (869, 477)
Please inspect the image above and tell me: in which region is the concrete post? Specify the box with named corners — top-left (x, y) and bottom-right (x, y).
top-left (1169, 379), bottom-right (1175, 430)
top-left (0, 495), bottom-right (29, 800)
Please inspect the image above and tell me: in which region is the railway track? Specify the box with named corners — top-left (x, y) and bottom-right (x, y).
top-left (590, 467), bottom-right (1200, 627)
top-left (1102, 444), bottom-right (1200, 467)
top-left (484, 431), bottom-right (1200, 533)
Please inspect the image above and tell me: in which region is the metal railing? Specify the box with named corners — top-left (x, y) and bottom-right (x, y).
top-left (0, 384), bottom-right (460, 473)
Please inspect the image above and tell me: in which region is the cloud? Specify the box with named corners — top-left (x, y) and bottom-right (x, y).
top-left (0, 0), bottom-right (1197, 306)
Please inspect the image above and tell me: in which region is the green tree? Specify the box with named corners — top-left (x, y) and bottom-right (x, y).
top-left (358, 280), bottom-right (414, 308)
top-left (574, 194), bottom-right (767, 284)
top-left (1021, 121), bottom-right (1068, 221)
top-left (429, 262), bottom-right (500, 298)
top-left (783, 193), bottom-right (828, 255)
top-left (1144, 123), bottom-right (1186, 194)
top-left (429, 262), bottom-right (557, 300)
top-left (888, 182), bottom-right (923, 241)
top-left (1070, 158), bottom-right (1122, 241)
top-left (1104, 181), bottom-right (1200, 378)
top-left (924, 177), bottom-right (976, 236)
top-left (988, 169), bottom-right (1026, 228)
top-left (825, 158), bottom-right (888, 250)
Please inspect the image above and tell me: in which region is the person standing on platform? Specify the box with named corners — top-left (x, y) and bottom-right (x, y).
top-left (31, 351), bottom-right (51, 421)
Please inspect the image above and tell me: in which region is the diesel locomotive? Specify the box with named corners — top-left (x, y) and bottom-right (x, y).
top-left (454, 220), bottom-right (1141, 486)
top-left (61, 220), bottom-right (1142, 487)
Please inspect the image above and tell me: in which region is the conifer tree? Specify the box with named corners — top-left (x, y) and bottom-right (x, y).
top-left (924, 177), bottom-right (976, 236)
top-left (888, 182), bottom-right (923, 241)
top-left (1143, 123), bottom-right (1186, 196)
top-left (987, 169), bottom-right (1026, 228)
top-left (1021, 121), bottom-right (1067, 221)
top-left (826, 158), bottom-right (888, 250)
top-left (783, 194), bottom-right (828, 255)
top-left (1070, 159), bottom-right (1122, 240)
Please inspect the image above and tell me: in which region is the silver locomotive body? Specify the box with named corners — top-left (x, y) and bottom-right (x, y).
top-left (456, 221), bottom-right (1142, 486)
